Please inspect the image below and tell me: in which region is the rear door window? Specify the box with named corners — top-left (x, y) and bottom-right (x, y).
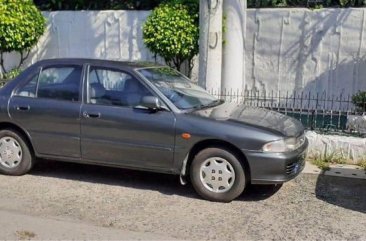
top-left (37, 66), bottom-right (82, 102)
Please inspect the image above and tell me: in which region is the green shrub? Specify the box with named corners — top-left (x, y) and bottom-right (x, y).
top-left (143, 3), bottom-right (198, 77)
top-left (352, 91), bottom-right (366, 112)
top-left (1, 68), bottom-right (21, 81)
top-left (0, 0), bottom-right (46, 75)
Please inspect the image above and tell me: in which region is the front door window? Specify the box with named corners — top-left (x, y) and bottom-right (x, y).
top-left (88, 67), bottom-right (151, 107)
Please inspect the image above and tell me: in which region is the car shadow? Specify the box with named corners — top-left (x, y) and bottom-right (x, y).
top-left (29, 160), bottom-right (282, 202)
top-left (238, 183), bottom-right (283, 201)
top-left (315, 174), bottom-right (366, 214)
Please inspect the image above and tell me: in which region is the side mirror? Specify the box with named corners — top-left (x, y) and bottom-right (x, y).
top-left (140, 96), bottom-right (161, 110)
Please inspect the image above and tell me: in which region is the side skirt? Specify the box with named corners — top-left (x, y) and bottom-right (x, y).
top-left (36, 154), bottom-right (178, 175)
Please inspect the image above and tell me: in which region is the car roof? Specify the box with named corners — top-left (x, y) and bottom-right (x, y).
top-left (35, 58), bottom-right (163, 69)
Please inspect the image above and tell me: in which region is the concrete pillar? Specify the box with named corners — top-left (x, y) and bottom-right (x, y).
top-left (222, 0), bottom-right (246, 95)
top-left (198, 0), bottom-right (223, 92)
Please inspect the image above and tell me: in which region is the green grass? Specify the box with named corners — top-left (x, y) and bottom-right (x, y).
top-left (358, 160), bottom-right (366, 171)
top-left (308, 151), bottom-right (347, 171)
top-left (311, 158), bottom-right (331, 171)
top-left (310, 151), bottom-right (366, 171)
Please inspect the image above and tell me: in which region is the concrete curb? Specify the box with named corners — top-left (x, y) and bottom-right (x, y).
top-left (303, 161), bottom-right (366, 180)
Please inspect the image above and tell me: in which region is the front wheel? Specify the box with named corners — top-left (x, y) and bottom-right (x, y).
top-left (190, 147), bottom-right (246, 202)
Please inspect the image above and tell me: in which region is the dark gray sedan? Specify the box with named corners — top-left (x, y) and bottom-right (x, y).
top-left (0, 58), bottom-right (307, 202)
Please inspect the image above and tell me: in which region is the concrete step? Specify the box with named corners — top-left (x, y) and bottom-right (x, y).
top-left (303, 161), bottom-right (366, 180)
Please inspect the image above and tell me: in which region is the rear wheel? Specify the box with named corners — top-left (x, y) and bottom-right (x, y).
top-left (190, 147), bottom-right (246, 202)
top-left (0, 129), bottom-right (33, 176)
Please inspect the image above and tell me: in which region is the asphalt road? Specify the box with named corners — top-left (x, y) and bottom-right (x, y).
top-left (0, 160), bottom-right (365, 240)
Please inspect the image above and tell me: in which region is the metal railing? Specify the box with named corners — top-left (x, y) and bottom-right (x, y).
top-left (209, 89), bottom-right (366, 135)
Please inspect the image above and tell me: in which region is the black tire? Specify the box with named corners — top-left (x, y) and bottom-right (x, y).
top-left (0, 129), bottom-right (34, 176)
top-left (190, 147), bottom-right (246, 202)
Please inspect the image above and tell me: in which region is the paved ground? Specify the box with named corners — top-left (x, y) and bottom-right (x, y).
top-left (0, 160), bottom-right (365, 240)
top-left (0, 210), bottom-right (174, 240)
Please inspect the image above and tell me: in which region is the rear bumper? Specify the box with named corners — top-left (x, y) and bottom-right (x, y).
top-left (244, 139), bottom-right (308, 184)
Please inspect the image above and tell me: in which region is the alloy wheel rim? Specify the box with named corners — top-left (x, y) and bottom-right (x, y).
top-left (0, 136), bottom-right (23, 169)
top-left (199, 157), bottom-right (235, 193)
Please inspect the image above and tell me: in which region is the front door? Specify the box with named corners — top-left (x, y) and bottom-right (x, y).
top-left (9, 65), bottom-right (83, 158)
top-left (80, 66), bottom-right (176, 170)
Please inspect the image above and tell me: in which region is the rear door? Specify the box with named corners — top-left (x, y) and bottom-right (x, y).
top-left (9, 64), bottom-right (83, 158)
top-left (80, 65), bottom-right (176, 170)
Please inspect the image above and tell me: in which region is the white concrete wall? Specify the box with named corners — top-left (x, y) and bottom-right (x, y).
top-left (244, 8), bottom-right (366, 97)
top-left (306, 131), bottom-right (366, 164)
top-left (2, 8), bottom-right (366, 97)
top-left (2, 11), bottom-right (161, 75)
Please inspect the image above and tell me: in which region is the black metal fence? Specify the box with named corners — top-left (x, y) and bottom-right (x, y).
top-left (209, 89), bottom-right (366, 135)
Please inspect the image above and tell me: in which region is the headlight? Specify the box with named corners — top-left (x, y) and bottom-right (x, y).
top-left (262, 137), bottom-right (302, 153)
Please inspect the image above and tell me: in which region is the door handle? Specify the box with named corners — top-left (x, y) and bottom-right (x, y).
top-left (83, 111), bottom-right (101, 118)
top-left (16, 105), bottom-right (30, 111)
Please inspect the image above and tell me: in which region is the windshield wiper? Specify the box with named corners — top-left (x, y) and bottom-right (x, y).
top-left (192, 99), bottom-right (224, 110)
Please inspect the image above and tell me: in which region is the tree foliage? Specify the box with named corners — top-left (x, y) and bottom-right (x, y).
top-left (143, 3), bottom-right (199, 76)
top-left (34, 0), bottom-right (366, 10)
top-left (352, 91), bottom-right (366, 112)
top-left (0, 0), bottom-right (46, 75)
top-left (162, 0), bottom-right (199, 18)
top-left (34, 0), bottom-right (199, 11)
top-left (34, 0), bottom-right (163, 11)
top-left (247, 0), bottom-right (366, 7)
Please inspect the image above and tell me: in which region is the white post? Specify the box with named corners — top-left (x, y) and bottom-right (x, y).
top-left (222, 0), bottom-right (246, 99)
top-left (198, 0), bottom-right (223, 93)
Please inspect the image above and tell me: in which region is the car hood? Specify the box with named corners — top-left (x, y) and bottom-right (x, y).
top-left (190, 102), bottom-right (304, 137)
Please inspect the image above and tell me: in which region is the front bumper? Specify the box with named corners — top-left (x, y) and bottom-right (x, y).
top-left (244, 138), bottom-right (308, 184)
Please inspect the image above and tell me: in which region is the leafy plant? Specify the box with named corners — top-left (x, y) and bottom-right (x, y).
top-left (352, 91), bottom-right (366, 112)
top-left (143, 3), bottom-right (198, 77)
top-left (0, 0), bottom-right (46, 74)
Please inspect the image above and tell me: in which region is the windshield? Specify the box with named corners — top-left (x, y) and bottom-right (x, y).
top-left (137, 67), bottom-right (219, 110)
